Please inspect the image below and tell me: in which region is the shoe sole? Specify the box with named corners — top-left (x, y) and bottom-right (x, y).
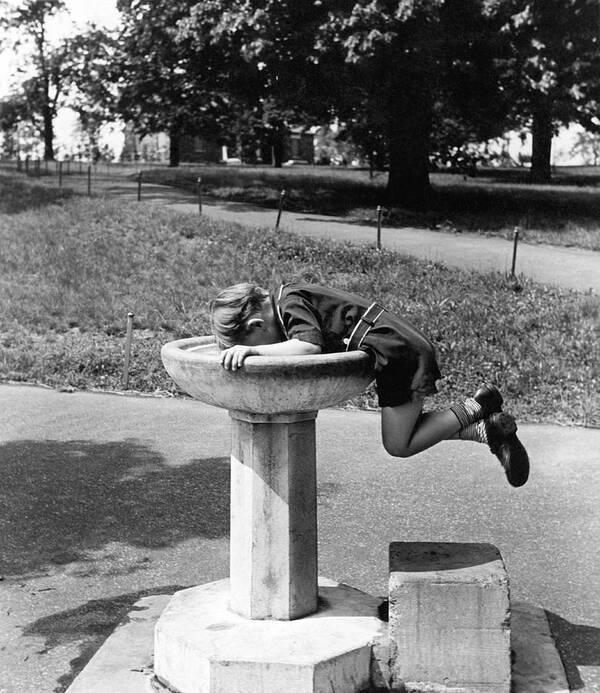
top-left (486, 413), bottom-right (529, 487)
top-left (503, 432), bottom-right (530, 487)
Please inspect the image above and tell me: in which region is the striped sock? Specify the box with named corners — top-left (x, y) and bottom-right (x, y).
top-left (450, 397), bottom-right (485, 429)
top-left (459, 420), bottom-right (488, 444)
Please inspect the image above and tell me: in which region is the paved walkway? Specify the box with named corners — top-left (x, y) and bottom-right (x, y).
top-left (1, 384), bottom-right (599, 692)
top-left (73, 171), bottom-right (599, 293)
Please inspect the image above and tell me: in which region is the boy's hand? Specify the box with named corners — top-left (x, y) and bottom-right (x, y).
top-left (219, 345), bottom-right (256, 370)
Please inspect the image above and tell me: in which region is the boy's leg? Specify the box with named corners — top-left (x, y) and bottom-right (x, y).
top-left (380, 384), bottom-right (503, 458)
top-left (381, 399), bottom-right (461, 458)
top-left (381, 399), bottom-right (530, 487)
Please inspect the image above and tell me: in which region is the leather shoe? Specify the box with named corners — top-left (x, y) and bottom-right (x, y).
top-left (474, 383), bottom-right (504, 418)
top-left (485, 412), bottom-right (529, 487)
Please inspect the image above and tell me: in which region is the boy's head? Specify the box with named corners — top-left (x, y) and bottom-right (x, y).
top-left (210, 283), bottom-right (277, 349)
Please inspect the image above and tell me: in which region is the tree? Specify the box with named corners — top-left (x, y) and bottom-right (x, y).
top-left (317, 0), bottom-right (513, 208)
top-left (113, 0), bottom-right (259, 167)
top-left (184, 0), bottom-right (511, 209)
top-left (66, 27), bottom-right (119, 157)
top-left (569, 128), bottom-right (600, 166)
top-left (175, 1), bottom-right (329, 167)
top-left (500, 0), bottom-right (600, 183)
top-left (3, 0), bottom-right (69, 160)
top-left (0, 94), bottom-right (29, 156)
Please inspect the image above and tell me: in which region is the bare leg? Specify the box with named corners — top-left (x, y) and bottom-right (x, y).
top-left (381, 398), bottom-right (461, 458)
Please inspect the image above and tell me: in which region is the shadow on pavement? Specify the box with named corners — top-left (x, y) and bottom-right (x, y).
top-left (546, 610), bottom-right (600, 690)
top-left (0, 439), bottom-right (230, 576)
top-left (24, 585), bottom-right (186, 693)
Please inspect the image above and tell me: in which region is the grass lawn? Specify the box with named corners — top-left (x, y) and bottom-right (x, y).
top-left (1, 170), bottom-right (598, 426)
top-left (141, 164), bottom-right (600, 251)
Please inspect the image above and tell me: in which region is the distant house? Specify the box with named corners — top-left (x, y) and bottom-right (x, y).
top-left (179, 126), bottom-right (316, 165)
top-left (179, 135), bottom-right (222, 164)
top-left (117, 120), bottom-right (364, 167)
top-left (120, 124), bottom-right (169, 163)
top-left (286, 125), bottom-right (316, 163)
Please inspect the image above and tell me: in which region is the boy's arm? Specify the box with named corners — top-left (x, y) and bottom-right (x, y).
top-left (220, 339), bottom-right (321, 371)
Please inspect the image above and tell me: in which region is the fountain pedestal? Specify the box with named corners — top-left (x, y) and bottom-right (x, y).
top-left (229, 409), bottom-right (318, 620)
top-left (154, 337), bottom-right (382, 693)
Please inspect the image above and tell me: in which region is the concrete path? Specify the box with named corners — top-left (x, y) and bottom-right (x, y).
top-left (67, 171), bottom-right (599, 293)
top-left (1, 384), bottom-right (599, 692)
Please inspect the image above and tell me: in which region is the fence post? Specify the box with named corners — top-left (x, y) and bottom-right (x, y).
top-left (87, 164), bottom-right (92, 196)
top-left (376, 205), bottom-right (382, 250)
top-left (197, 176), bottom-right (202, 214)
top-left (275, 189), bottom-right (286, 230)
top-left (510, 227), bottom-right (520, 276)
top-left (122, 312), bottom-right (134, 389)
top-left (137, 170), bottom-right (142, 201)
top-left (58, 161), bottom-right (63, 187)
top-left (25, 156), bottom-right (29, 175)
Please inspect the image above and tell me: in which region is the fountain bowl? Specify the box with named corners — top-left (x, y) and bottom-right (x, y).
top-left (161, 336), bottom-right (374, 415)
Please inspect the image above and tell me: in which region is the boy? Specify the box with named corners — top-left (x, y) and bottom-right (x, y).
top-left (210, 282), bottom-right (529, 487)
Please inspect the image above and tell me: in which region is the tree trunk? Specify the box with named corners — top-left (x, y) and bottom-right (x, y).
top-left (386, 85), bottom-right (432, 211)
top-left (42, 106), bottom-right (54, 160)
top-left (271, 120), bottom-right (286, 168)
top-left (529, 105), bottom-right (553, 184)
top-left (169, 126), bottom-right (180, 167)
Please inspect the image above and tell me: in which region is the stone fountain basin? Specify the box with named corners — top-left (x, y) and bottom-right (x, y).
top-left (161, 336), bottom-right (374, 415)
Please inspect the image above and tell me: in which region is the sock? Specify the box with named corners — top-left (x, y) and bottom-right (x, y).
top-left (450, 397), bottom-right (485, 429)
top-left (459, 420), bottom-right (488, 444)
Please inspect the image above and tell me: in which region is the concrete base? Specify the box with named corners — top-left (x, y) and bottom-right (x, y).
top-left (66, 594), bottom-right (569, 693)
top-left (64, 591), bottom-right (570, 693)
top-left (511, 601), bottom-right (570, 693)
top-left (65, 594), bottom-right (170, 693)
top-left (153, 577), bottom-right (385, 693)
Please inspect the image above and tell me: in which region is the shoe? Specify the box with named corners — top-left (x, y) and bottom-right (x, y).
top-left (474, 383), bottom-right (504, 418)
top-left (485, 412), bottom-right (529, 487)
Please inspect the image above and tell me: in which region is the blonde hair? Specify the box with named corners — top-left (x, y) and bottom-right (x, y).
top-left (209, 283), bottom-right (269, 349)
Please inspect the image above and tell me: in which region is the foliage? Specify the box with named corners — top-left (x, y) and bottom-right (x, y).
top-left (501, 0), bottom-right (600, 126)
top-left (112, 0), bottom-right (264, 165)
top-left (178, 1), bottom-right (513, 208)
top-left (569, 130), bottom-right (600, 166)
top-left (174, 1), bottom-right (340, 165)
top-left (499, 0), bottom-right (600, 181)
top-left (2, 0), bottom-right (69, 159)
top-left (0, 170), bottom-right (598, 426)
top-left (318, 0), bottom-right (514, 207)
top-left (65, 27), bottom-right (119, 153)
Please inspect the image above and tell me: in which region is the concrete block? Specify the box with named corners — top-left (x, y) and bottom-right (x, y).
top-left (388, 542), bottom-right (511, 693)
top-left (154, 577), bottom-right (385, 693)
